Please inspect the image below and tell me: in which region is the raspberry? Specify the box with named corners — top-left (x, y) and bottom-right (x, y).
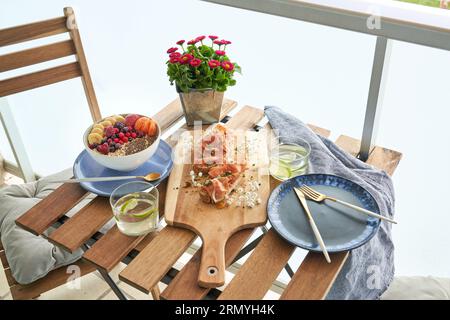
top-left (97, 143), bottom-right (109, 155)
top-left (122, 136), bottom-right (129, 143)
top-left (114, 128), bottom-right (119, 133)
top-left (126, 132), bottom-right (131, 137)
top-left (118, 132), bottom-right (125, 139)
top-left (131, 132), bottom-right (137, 138)
top-left (114, 138), bottom-right (119, 143)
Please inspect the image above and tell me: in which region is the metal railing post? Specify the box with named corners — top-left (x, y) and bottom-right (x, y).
top-left (0, 98), bottom-right (36, 182)
top-left (359, 36), bottom-right (392, 161)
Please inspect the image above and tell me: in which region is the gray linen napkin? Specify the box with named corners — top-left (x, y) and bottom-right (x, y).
top-left (265, 106), bottom-right (395, 300)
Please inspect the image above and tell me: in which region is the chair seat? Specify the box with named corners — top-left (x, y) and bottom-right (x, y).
top-left (0, 169), bottom-right (86, 286)
top-left (2, 256), bottom-right (95, 300)
top-left (381, 276), bottom-right (450, 300)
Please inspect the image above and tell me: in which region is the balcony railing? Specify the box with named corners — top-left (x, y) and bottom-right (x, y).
top-left (202, 0), bottom-right (450, 160)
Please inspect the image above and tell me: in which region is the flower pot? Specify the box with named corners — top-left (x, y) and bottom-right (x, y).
top-left (177, 87), bottom-right (224, 126)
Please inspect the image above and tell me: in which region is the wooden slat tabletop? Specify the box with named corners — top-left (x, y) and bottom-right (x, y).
top-left (14, 98), bottom-right (402, 300)
top-left (15, 183), bottom-right (88, 235)
top-left (48, 197), bottom-right (112, 253)
top-left (279, 251), bottom-right (349, 300)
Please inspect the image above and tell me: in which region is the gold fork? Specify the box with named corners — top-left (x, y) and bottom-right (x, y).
top-left (299, 185), bottom-right (397, 224)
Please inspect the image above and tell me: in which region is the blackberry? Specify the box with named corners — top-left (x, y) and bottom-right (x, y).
top-left (115, 122), bottom-right (125, 130)
top-left (123, 127), bottom-right (129, 132)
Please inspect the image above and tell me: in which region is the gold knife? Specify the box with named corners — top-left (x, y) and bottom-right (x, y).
top-left (294, 187), bottom-right (331, 263)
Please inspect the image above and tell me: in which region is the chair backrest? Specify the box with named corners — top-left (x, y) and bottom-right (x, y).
top-left (0, 7), bottom-right (102, 121)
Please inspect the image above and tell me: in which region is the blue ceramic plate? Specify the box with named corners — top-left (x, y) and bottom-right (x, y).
top-left (268, 174), bottom-right (381, 252)
top-left (73, 140), bottom-right (173, 197)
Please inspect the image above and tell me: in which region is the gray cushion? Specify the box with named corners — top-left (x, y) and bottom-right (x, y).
top-left (0, 169), bottom-right (84, 285)
top-left (381, 276), bottom-right (450, 300)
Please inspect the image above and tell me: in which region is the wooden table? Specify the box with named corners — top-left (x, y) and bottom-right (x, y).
top-left (13, 99), bottom-right (402, 300)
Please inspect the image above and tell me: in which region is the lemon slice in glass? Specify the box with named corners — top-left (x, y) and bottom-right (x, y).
top-left (269, 160), bottom-right (291, 179)
top-left (120, 198), bottom-right (138, 214)
top-left (131, 206), bottom-right (157, 219)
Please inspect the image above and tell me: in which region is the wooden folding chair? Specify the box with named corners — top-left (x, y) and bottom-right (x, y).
top-left (0, 7), bottom-right (101, 300)
top-left (0, 7), bottom-right (101, 121)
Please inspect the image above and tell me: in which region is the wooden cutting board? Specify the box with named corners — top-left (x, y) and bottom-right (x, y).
top-left (165, 129), bottom-right (270, 288)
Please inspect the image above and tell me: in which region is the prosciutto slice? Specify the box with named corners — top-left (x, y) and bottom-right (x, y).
top-left (194, 124), bottom-right (248, 204)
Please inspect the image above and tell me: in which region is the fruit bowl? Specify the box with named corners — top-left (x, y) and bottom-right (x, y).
top-left (83, 114), bottom-right (161, 172)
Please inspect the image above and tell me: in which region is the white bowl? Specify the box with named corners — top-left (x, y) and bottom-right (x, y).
top-left (83, 117), bottom-right (161, 172)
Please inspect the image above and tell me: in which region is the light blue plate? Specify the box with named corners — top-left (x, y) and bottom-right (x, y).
top-left (268, 174), bottom-right (381, 252)
top-left (73, 140), bottom-right (173, 197)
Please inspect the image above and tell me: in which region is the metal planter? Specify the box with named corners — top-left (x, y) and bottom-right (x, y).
top-left (177, 87), bottom-right (224, 126)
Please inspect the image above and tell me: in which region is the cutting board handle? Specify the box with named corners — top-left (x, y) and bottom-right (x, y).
top-left (198, 234), bottom-right (226, 288)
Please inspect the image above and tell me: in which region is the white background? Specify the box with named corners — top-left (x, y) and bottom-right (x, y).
top-left (1, 0), bottom-right (449, 279)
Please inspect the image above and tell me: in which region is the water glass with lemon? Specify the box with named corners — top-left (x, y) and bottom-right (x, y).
top-left (110, 181), bottom-right (159, 236)
top-left (269, 136), bottom-right (311, 181)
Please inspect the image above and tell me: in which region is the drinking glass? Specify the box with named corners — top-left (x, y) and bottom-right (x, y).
top-left (269, 136), bottom-right (311, 181)
top-left (110, 181), bottom-right (159, 236)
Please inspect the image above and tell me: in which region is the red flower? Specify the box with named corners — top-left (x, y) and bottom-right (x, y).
top-left (169, 57), bottom-right (179, 64)
top-left (179, 53), bottom-right (193, 64)
top-left (208, 60), bottom-right (220, 68)
top-left (209, 35), bottom-right (218, 40)
top-left (222, 40), bottom-right (232, 45)
top-left (187, 39), bottom-right (199, 45)
top-left (213, 40), bottom-right (224, 45)
top-left (176, 40), bottom-right (185, 45)
top-left (221, 61), bottom-right (234, 72)
top-left (196, 35), bottom-right (206, 41)
top-left (215, 50), bottom-right (226, 56)
top-left (169, 52), bottom-right (181, 59)
top-left (189, 58), bottom-right (202, 67)
top-left (167, 47), bottom-right (178, 53)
